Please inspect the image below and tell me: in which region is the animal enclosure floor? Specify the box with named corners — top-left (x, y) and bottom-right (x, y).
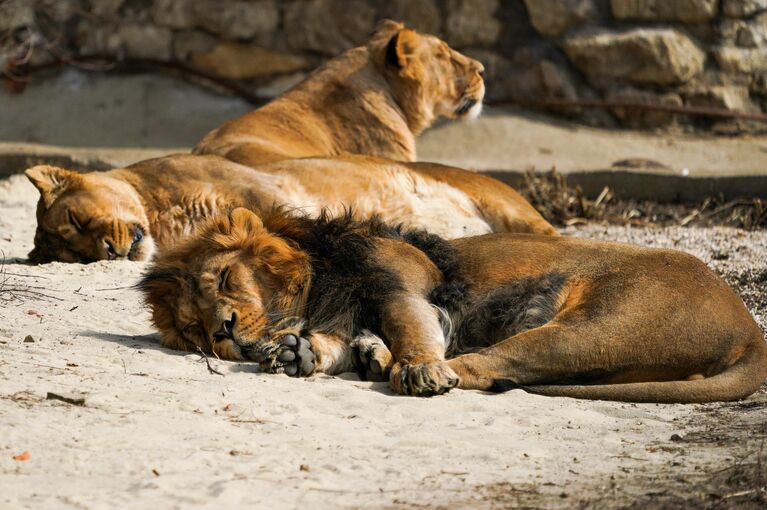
top-left (1, 175), bottom-right (765, 509)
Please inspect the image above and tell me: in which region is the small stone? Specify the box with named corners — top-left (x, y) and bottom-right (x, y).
top-left (300, 464), bottom-right (310, 471)
top-left (683, 84), bottom-right (759, 113)
top-left (445, 0), bottom-right (501, 47)
top-left (190, 43), bottom-right (310, 80)
top-left (563, 28), bottom-right (705, 85)
top-left (173, 30), bottom-right (217, 61)
top-left (23, 335), bottom-right (35, 343)
top-left (284, 0), bottom-right (376, 56)
top-left (611, 0), bottom-right (719, 23)
top-left (525, 0), bottom-right (599, 37)
top-left (714, 46), bottom-right (767, 73)
top-left (607, 86), bottom-right (683, 128)
top-left (118, 24), bottom-right (173, 60)
top-left (670, 433), bottom-right (684, 442)
top-left (379, 0), bottom-right (441, 34)
top-left (0, 0), bottom-right (35, 33)
top-left (195, 0), bottom-right (279, 42)
top-left (151, 0), bottom-right (196, 29)
top-left (723, 0), bottom-right (767, 18)
top-left (87, 0), bottom-right (125, 19)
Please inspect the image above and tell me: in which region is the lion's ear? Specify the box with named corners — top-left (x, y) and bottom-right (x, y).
top-left (261, 240), bottom-right (311, 300)
top-left (25, 165), bottom-right (79, 208)
top-left (385, 29), bottom-right (419, 71)
top-left (375, 19), bottom-right (405, 37)
top-left (229, 207), bottom-right (264, 237)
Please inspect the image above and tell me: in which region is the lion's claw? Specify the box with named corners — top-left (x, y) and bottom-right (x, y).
top-left (389, 362), bottom-right (459, 397)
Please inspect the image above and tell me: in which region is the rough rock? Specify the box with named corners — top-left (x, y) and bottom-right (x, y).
top-left (284, 0), bottom-right (376, 55)
top-left (77, 22), bottom-right (172, 60)
top-left (683, 84), bottom-right (759, 112)
top-left (720, 12), bottom-right (767, 47)
top-left (445, 0), bottom-right (501, 47)
top-left (86, 0), bottom-right (124, 19)
top-left (194, 1), bottom-right (278, 41)
top-left (611, 0), bottom-right (719, 23)
top-left (503, 59), bottom-right (582, 115)
top-left (524, 0), bottom-right (599, 37)
top-left (379, 0), bottom-right (441, 34)
top-left (563, 28), bottom-right (706, 85)
top-left (173, 30), bottom-right (217, 61)
top-left (607, 86), bottom-right (683, 127)
top-left (151, 0), bottom-right (196, 29)
top-left (35, 0), bottom-right (80, 24)
top-left (0, 0), bottom-right (35, 32)
top-left (714, 46), bottom-right (767, 73)
top-left (118, 24), bottom-right (173, 60)
top-left (723, 0), bottom-right (767, 17)
top-left (190, 43), bottom-right (310, 80)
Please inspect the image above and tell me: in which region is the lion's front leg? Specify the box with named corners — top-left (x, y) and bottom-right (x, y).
top-left (351, 330), bottom-right (394, 382)
top-left (381, 293), bottom-right (458, 397)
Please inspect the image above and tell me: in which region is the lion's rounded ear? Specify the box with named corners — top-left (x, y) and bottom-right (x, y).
top-left (229, 207), bottom-right (264, 236)
top-left (25, 165), bottom-right (79, 208)
top-left (385, 29), bottom-right (419, 71)
top-left (375, 19), bottom-right (405, 37)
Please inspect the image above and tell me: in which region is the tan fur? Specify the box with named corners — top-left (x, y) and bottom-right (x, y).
top-left (194, 20), bottom-right (486, 165)
top-left (193, 20), bottom-right (553, 236)
top-left (142, 208), bottom-right (767, 403)
top-left (26, 154), bottom-right (552, 263)
top-left (27, 154), bottom-right (551, 263)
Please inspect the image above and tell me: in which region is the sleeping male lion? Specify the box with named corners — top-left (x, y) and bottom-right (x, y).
top-left (25, 20), bottom-right (555, 263)
top-left (140, 208), bottom-right (767, 403)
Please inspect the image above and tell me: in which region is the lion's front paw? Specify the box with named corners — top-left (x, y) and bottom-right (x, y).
top-left (389, 361), bottom-right (459, 397)
top-left (351, 331), bottom-right (393, 382)
top-left (261, 334), bottom-right (316, 377)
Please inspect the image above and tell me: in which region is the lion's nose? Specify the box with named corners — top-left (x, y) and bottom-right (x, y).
top-left (213, 313), bottom-right (237, 342)
top-left (104, 239), bottom-right (129, 260)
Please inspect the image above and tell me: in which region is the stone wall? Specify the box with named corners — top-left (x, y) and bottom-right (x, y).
top-left (2, 0), bottom-right (767, 133)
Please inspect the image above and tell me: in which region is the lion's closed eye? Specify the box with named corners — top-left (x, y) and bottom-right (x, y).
top-left (67, 210), bottom-right (85, 232)
top-left (219, 267), bottom-right (231, 292)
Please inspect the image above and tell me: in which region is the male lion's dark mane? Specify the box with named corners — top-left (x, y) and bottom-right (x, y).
top-left (262, 209), bottom-right (468, 339)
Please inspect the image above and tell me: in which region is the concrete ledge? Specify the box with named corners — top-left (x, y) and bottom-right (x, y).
top-left (488, 170), bottom-right (767, 202)
top-left (0, 142), bottom-right (181, 178)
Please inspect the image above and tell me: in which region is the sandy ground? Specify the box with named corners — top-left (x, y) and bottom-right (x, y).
top-left (1, 174), bottom-right (766, 509)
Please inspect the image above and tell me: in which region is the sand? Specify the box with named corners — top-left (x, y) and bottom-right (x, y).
top-left (1, 174), bottom-right (766, 509)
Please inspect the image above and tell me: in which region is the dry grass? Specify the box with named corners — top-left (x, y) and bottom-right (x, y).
top-left (520, 170), bottom-right (767, 230)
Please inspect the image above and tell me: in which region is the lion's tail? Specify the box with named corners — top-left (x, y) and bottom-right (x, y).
top-left (491, 336), bottom-right (767, 403)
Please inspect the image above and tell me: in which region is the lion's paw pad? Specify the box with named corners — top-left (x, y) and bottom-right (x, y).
top-left (271, 334), bottom-right (315, 377)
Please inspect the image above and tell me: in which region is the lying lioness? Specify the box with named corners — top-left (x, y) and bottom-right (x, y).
top-left (25, 154), bottom-right (554, 263)
top-left (195, 20), bottom-right (485, 165)
top-left (140, 208), bottom-right (767, 403)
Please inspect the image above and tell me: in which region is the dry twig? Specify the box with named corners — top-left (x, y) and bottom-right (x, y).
top-left (196, 347), bottom-right (224, 376)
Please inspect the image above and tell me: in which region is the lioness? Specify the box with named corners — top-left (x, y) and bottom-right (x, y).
top-left (25, 154), bottom-right (554, 263)
top-left (140, 208), bottom-right (767, 403)
top-left (194, 20), bottom-right (485, 165)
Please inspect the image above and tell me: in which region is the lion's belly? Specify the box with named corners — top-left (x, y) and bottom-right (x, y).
top-left (348, 168), bottom-right (493, 239)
